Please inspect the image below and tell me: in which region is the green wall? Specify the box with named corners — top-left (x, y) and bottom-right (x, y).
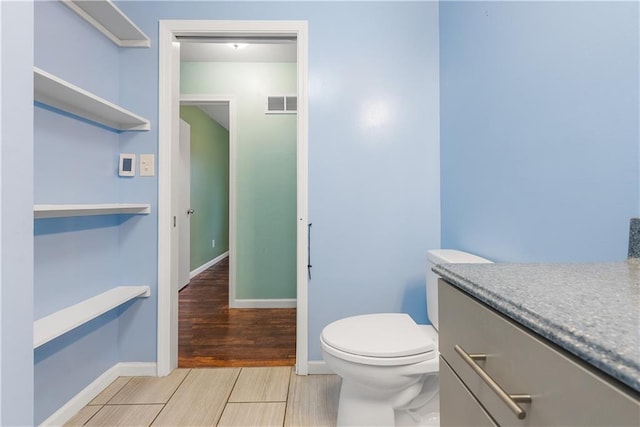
top-left (181, 62), bottom-right (297, 299)
top-left (179, 106), bottom-right (230, 271)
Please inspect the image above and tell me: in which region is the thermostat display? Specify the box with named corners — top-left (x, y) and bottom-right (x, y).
top-left (119, 153), bottom-right (136, 177)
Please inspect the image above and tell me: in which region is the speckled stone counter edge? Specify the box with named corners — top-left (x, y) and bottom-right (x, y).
top-left (629, 218), bottom-right (640, 258)
top-left (433, 264), bottom-right (640, 393)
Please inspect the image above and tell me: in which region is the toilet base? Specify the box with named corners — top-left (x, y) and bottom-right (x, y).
top-left (336, 374), bottom-right (439, 427)
top-left (336, 380), bottom-right (398, 427)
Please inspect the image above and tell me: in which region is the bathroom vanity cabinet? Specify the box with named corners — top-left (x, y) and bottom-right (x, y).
top-left (438, 279), bottom-right (640, 426)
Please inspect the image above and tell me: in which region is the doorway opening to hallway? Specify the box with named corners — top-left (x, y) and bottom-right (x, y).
top-left (174, 37), bottom-right (300, 367)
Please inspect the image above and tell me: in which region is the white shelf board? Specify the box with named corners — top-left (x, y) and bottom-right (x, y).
top-left (34, 203), bottom-right (151, 219)
top-left (34, 286), bottom-right (151, 348)
top-left (34, 67), bottom-right (150, 131)
top-left (62, 0), bottom-right (150, 48)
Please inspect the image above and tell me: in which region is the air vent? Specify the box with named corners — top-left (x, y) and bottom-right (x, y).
top-left (285, 96), bottom-right (297, 111)
top-left (266, 95), bottom-right (297, 114)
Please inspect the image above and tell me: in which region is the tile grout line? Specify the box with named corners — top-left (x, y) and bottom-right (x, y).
top-left (81, 376), bottom-right (134, 425)
top-left (81, 404), bottom-right (104, 426)
top-left (74, 367), bottom-right (316, 426)
top-left (147, 368), bottom-right (192, 426)
top-left (281, 367), bottom-right (294, 427)
top-left (216, 367), bottom-right (244, 426)
top-left (102, 403), bottom-right (170, 407)
top-left (102, 376), bottom-right (133, 405)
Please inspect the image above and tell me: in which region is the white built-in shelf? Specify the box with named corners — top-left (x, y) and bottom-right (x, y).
top-left (62, 0), bottom-right (150, 48)
top-left (34, 203), bottom-right (151, 219)
top-left (34, 286), bottom-right (150, 348)
top-left (34, 67), bottom-right (151, 131)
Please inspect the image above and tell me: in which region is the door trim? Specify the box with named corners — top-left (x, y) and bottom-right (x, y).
top-left (178, 118), bottom-right (191, 291)
top-left (180, 95), bottom-right (237, 307)
top-left (158, 20), bottom-right (309, 376)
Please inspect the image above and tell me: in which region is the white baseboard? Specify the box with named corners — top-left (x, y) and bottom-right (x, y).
top-left (307, 360), bottom-right (334, 375)
top-left (40, 362), bottom-right (157, 427)
top-left (189, 251), bottom-right (229, 279)
top-left (230, 298), bottom-right (296, 308)
top-left (116, 362), bottom-right (157, 377)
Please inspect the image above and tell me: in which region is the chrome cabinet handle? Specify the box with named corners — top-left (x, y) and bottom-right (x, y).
top-left (455, 344), bottom-right (532, 420)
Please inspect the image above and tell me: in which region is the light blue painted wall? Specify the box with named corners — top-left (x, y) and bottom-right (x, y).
top-left (0, 1), bottom-right (34, 425)
top-left (440, 1), bottom-right (640, 263)
top-left (8, 3), bottom-right (638, 421)
top-left (117, 0), bottom-right (441, 361)
top-left (33, 1), bottom-right (154, 423)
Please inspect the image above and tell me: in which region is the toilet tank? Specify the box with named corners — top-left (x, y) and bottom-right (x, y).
top-left (426, 249), bottom-right (492, 330)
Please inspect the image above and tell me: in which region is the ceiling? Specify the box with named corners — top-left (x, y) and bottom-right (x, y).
top-left (180, 41), bottom-right (296, 63)
top-left (180, 40), bottom-right (296, 128)
top-left (198, 103), bottom-right (229, 130)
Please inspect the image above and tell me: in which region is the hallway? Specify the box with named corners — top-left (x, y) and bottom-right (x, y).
top-left (179, 258), bottom-right (297, 367)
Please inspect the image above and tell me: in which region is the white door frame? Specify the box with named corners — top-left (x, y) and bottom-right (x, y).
top-left (180, 95), bottom-right (237, 308)
top-left (158, 20), bottom-right (309, 376)
top-left (178, 118), bottom-right (192, 291)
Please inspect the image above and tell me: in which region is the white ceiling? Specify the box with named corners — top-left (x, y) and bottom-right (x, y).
top-left (198, 103), bottom-right (229, 130)
top-left (180, 40), bottom-right (296, 128)
top-left (180, 41), bottom-right (296, 63)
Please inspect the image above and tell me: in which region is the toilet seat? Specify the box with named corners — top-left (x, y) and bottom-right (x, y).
top-left (321, 313), bottom-right (436, 366)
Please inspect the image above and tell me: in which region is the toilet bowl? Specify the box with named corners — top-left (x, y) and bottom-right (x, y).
top-left (320, 250), bottom-right (492, 426)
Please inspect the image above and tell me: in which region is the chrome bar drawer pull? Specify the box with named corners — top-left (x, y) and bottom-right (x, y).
top-left (455, 344), bottom-right (532, 420)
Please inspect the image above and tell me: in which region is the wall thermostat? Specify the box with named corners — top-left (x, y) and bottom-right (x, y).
top-left (119, 153), bottom-right (136, 177)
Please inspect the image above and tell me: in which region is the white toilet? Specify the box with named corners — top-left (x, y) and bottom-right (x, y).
top-left (320, 249), bottom-right (492, 426)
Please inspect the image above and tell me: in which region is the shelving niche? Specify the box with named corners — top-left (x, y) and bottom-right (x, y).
top-left (33, 0), bottom-right (152, 363)
top-left (34, 203), bottom-right (151, 219)
top-left (33, 201), bottom-right (152, 346)
top-left (62, 0), bottom-right (150, 47)
top-left (34, 67), bottom-right (150, 131)
top-left (34, 286), bottom-right (151, 348)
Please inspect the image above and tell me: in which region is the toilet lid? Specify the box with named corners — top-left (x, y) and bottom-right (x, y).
top-left (321, 313), bottom-right (435, 358)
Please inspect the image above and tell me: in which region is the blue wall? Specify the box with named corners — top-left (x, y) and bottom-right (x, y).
top-left (33, 1), bottom-right (154, 423)
top-left (0, 1), bottom-right (34, 425)
top-left (117, 0), bottom-right (442, 363)
top-left (12, 1), bottom-right (638, 423)
top-left (28, 0), bottom-right (441, 421)
top-left (440, 1), bottom-right (640, 263)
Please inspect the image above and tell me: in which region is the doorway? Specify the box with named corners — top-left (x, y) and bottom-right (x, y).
top-left (157, 20), bottom-right (309, 376)
top-left (178, 97), bottom-right (234, 293)
top-left (177, 96), bottom-right (296, 367)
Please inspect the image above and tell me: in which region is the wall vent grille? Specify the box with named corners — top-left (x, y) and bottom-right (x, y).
top-left (266, 95), bottom-right (297, 114)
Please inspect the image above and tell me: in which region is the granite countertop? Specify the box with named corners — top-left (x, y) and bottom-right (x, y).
top-left (433, 259), bottom-right (640, 392)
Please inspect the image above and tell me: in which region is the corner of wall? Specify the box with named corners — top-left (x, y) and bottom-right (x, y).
top-left (0, 1), bottom-right (35, 425)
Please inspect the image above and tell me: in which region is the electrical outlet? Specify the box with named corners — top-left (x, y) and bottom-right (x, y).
top-left (212, 240), bottom-right (215, 248)
top-left (139, 154), bottom-right (155, 177)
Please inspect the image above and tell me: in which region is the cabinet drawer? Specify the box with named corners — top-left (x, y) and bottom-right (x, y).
top-left (439, 279), bottom-right (640, 427)
top-left (441, 356), bottom-right (497, 427)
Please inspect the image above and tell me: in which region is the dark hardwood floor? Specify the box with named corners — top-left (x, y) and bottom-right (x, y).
top-left (178, 257), bottom-right (296, 368)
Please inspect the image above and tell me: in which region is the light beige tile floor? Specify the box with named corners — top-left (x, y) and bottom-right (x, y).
top-left (65, 367), bottom-right (341, 427)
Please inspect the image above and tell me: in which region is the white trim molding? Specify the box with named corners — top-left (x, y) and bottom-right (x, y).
top-left (39, 362), bottom-right (156, 426)
top-left (189, 251), bottom-right (229, 279)
top-left (294, 21), bottom-right (310, 376)
top-left (158, 20), bottom-right (309, 378)
top-left (231, 298), bottom-right (296, 309)
top-left (307, 360), bottom-right (334, 375)
top-left (61, 0), bottom-right (151, 48)
top-left (180, 94), bottom-right (236, 104)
